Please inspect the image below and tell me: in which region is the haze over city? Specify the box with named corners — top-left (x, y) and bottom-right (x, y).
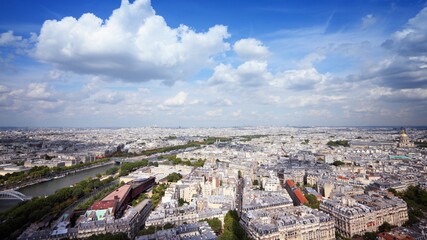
top-left (0, 0), bottom-right (426, 127)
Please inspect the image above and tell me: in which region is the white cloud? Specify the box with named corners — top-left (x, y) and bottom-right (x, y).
top-left (361, 14), bottom-right (376, 29)
top-left (298, 53), bottom-right (325, 68)
top-left (92, 91), bottom-right (124, 104)
top-left (0, 31), bottom-right (22, 46)
top-left (205, 108), bottom-right (223, 117)
top-left (0, 85), bottom-right (10, 93)
top-left (383, 7), bottom-right (427, 57)
top-left (370, 87), bottom-right (427, 101)
top-left (367, 7), bottom-right (427, 90)
top-left (272, 68), bottom-right (329, 90)
top-left (233, 38), bottom-right (270, 60)
top-left (26, 83), bottom-right (53, 100)
top-left (164, 91), bottom-right (188, 106)
top-left (267, 96), bottom-right (280, 105)
top-left (285, 95), bottom-right (346, 108)
top-left (222, 99), bottom-right (233, 106)
top-left (189, 99), bottom-right (201, 105)
top-left (34, 0), bottom-right (230, 83)
top-left (208, 60), bottom-right (272, 87)
top-left (232, 109), bottom-right (241, 117)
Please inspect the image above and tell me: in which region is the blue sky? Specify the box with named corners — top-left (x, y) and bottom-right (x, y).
top-left (0, 0), bottom-right (426, 127)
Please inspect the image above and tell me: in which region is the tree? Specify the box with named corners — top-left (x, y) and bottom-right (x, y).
top-left (304, 194), bottom-right (320, 209)
top-left (378, 222), bottom-right (394, 233)
top-left (166, 172), bottom-right (183, 182)
top-left (332, 161), bottom-right (345, 167)
top-left (178, 198), bottom-right (189, 206)
top-left (202, 218), bottom-right (222, 235)
top-left (220, 210), bottom-right (248, 240)
top-left (163, 222), bottom-right (174, 229)
top-left (327, 140), bottom-right (350, 147)
top-left (218, 230), bottom-right (236, 240)
top-left (105, 166), bottom-right (119, 175)
top-left (363, 232), bottom-right (377, 240)
top-left (252, 179), bottom-right (259, 185)
top-left (139, 226), bottom-right (156, 235)
top-left (388, 188), bottom-right (397, 195)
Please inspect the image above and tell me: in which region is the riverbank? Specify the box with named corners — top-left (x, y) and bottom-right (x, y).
top-left (5, 160), bottom-right (115, 192)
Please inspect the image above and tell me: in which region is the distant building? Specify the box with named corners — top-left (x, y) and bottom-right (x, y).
top-left (0, 164), bottom-right (29, 175)
top-left (398, 128), bottom-right (415, 148)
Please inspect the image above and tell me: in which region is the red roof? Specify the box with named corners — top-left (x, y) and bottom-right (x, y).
top-left (285, 179), bottom-right (295, 188)
top-left (293, 189), bottom-right (308, 204)
top-left (102, 184), bottom-right (131, 203)
top-left (91, 199), bottom-right (117, 211)
top-left (337, 175), bottom-right (349, 180)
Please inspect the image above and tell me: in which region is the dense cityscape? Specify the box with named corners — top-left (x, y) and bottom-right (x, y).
top-left (1, 0), bottom-right (427, 239)
top-left (0, 126), bottom-right (426, 239)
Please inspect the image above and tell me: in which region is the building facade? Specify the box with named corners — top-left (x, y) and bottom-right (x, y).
top-left (320, 194), bottom-right (408, 238)
top-left (240, 205), bottom-right (335, 240)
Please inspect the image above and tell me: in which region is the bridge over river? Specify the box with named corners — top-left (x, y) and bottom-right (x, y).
top-left (0, 190), bottom-right (31, 201)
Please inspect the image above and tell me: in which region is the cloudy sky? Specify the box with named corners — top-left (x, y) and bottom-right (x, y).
top-left (0, 0), bottom-right (426, 127)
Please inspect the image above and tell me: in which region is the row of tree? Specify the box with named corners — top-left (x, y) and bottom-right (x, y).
top-left (0, 176), bottom-right (115, 239)
top-left (219, 210), bottom-right (249, 240)
top-left (162, 155), bottom-right (205, 167)
top-left (327, 140), bottom-right (350, 147)
top-left (151, 184), bottom-right (168, 209)
top-left (118, 159), bottom-right (158, 176)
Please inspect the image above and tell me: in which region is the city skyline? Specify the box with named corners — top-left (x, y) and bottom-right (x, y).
top-left (0, 0), bottom-right (426, 127)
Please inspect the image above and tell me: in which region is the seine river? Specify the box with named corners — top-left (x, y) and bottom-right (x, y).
top-left (0, 163), bottom-right (115, 213)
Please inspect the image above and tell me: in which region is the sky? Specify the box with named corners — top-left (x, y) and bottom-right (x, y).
top-left (0, 0), bottom-right (426, 127)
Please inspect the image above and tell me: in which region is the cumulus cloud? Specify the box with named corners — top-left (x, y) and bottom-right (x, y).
top-left (34, 0), bottom-right (230, 83)
top-left (208, 60), bottom-right (272, 87)
top-left (163, 91), bottom-right (188, 106)
top-left (0, 31), bottom-right (23, 46)
top-left (272, 68), bottom-right (329, 90)
top-left (26, 83), bottom-right (54, 100)
top-left (233, 38), bottom-right (270, 60)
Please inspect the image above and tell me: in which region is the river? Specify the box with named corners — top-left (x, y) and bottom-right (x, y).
top-left (0, 163), bottom-right (115, 213)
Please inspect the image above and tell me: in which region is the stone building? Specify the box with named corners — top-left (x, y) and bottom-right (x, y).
top-left (320, 194), bottom-right (408, 238)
